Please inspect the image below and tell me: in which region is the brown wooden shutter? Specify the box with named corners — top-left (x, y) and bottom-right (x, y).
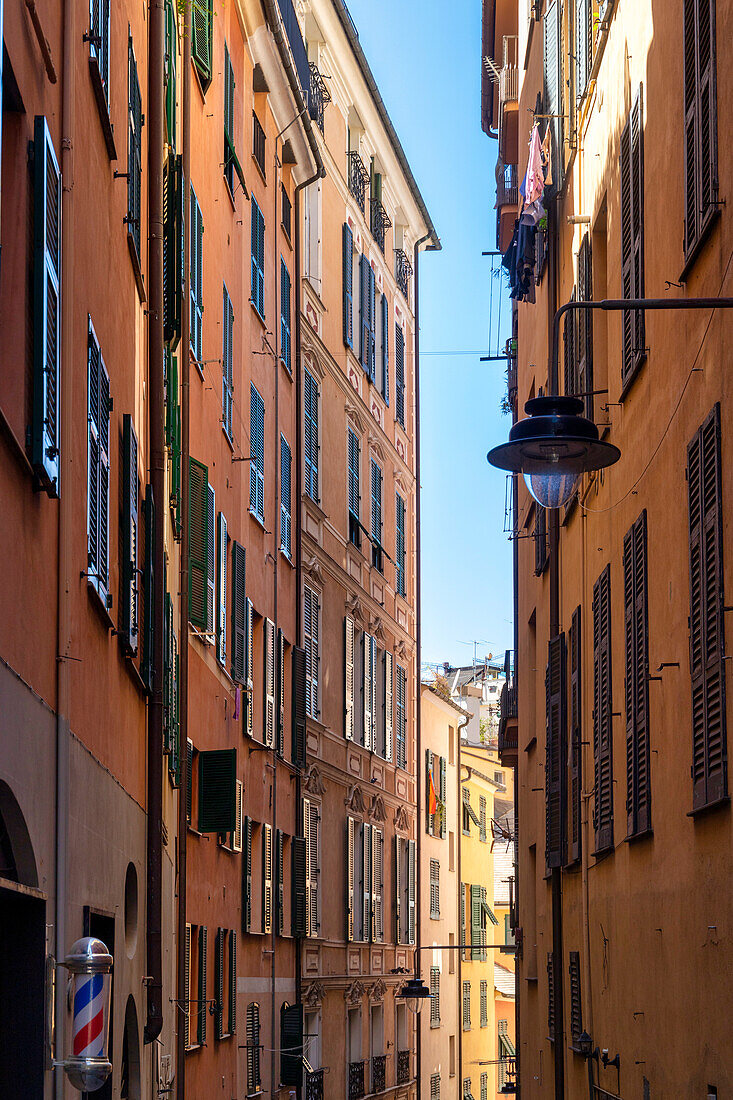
top-left (684, 0), bottom-right (719, 259)
top-left (534, 505), bottom-right (548, 576)
top-left (624, 511), bottom-right (651, 836)
top-left (563, 288), bottom-right (577, 400)
top-left (545, 634), bottom-right (567, 870)
top-left (688, 404), bottom-right (728, 810)
top-left (569, 606), bottom-right (582, 864)
top-left (620, 87), bottom-right (645, 387)
top-left (292, 645), bottom-right (307, 768)
top-left (242, 816), bottom-right (252, 932)
top-left (568, 951), bottom-right (582, 1044)
top-left (546, 952), bottom-right (555, 1041)
top-left (593, 564), bottom-right (614, 852)
top-left (577, 236), bottom-right (593, 419)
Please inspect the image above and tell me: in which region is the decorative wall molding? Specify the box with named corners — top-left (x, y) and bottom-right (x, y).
top-left (344, 979), bottom-right (366, 1004)
top-left (345, 593), bottom-right (366, 625)
top-left (369, 978), bottom-right (387, 1002)
top-left (303, 555), bottom-right (324, 585)
top-left (368, 794), bottom-right (387, 823)
top-left (303, 981), bottom-right (325, 1006)
top-left (304, 765), bottom-right (327, 796)
top-left (344, 784), bottom-right (367, 814)
top-left (394, 804), bottom-right (410, 832)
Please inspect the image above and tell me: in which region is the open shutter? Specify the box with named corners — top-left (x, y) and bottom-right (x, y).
top-left (346, 816), bottom-right (355, 941)
top-left (563, 289), bottom-right (577, 400)
top-left (186, 739), bottom-right (193, 825)
top-left (470, 884), bottom-right (482, 960)
top-left (292, 645), bottom-right (307, 767)
top-left (232, 781), bottom-right (243, 852)
top-left (364, 633), bottom-right (375, 749)
top-left (198, 748), bottom-right (237, 833)
top-left (362, 822), bottom-right (372, 942)
top-left (407, 838), bottom-right (416, 945)
top-left (246, 1002), bottom-right (260, 1091)
top-left (359, 255), bottom-right (369, 370)
top-left (229, 931), bottom-right (237, 1035)
top-left (684, 0), bottom-right (719, 258)
top-left (163, 152), bottom-right (183, 347)
top-left (304, 587), bottom-right (319, 719)
top-left (545, 634), bottom-right (567, 870)
top-left (547, 953), bottom-right (555, 1040)
top-left (568, 951), bottom-right (583, 1045)
top-left (280, 1003), bottom-right (304, 1088)
top-left (593, 565), bottom-right (614, 851)
top-left (292, 834), bottom-right (306, 936)
top-left (395, 325), bottom-right (405, 427)
top-left (569, 607), bottom-right (582, 863)
top-left (576, 0), bottom-right (591, 102)
top-left (191, 0), bottom-right (211, 81)
top-left (620, 88), bottom-right (645, 386)
top-left (122, 415), bottom-right (139, 655)
top-left (304, 369), bottom-right (319, 502)
top-left (280, 435), bottom-right (292, 556)
top-left (245, 598), bottom-right (254, 736)
top-left (381, 293), bottom-right (389, 402)
top-left (183, 924), bottom-right (191, 1047)
top-left (32, 116), bottom-right (61, 495)
top-left (395, 837), bottom-right (402, 943)
top-left (188, 458), bottom-right (208, 628)
top-left (372, 826), bottom-right (384, 942)
top-left (439, 757), bottom-right (446, 837)
top-left (217, 512), bottom-right (227, 663)
top-left (345, 616), bottom-right (355, 740)
top-left (577, 236), bottom-right (594, 419)
top-left (342, 222), bottom-right (353, 347)
top-left (264, 618), bottom-right (276, 747)
top-left (543, 0), bottom-right (564, 191)
top-left (368, 263), bottom-right (376, 380)
top-left (384, 651), bottom-right (393, 762)
top-left (214, 928), bottom-right (223, 1039)
top-left (206, 484), bottom-right (215, 633)
top-left (275, 829), bottom-right (285, 934)
top-left (308, 800), bottom-right (320, 937)
top-left (198, 926), bottom-right (208, 1044)
top-left (250, 384), bottom-right (265, 521)
top-left (164, 0), bottom-right (176, 148)
top-left (276, 629), bottom-right (285, 756)
top-left (189, 187), bottom-right (203, 361)
top-left (231, 541), bottom-right (246, 682)
top-left (426, 749), bottom-right (435, 834)
top-left (280, 260), bottom-right (292, 372)
top-left (263, 823), bottom-right (273, 933)
top-left (141, 486), bottom-right (155, 692)
top-left (688, 405), bottom-right (727, 810)
top-left (624, 512), bottom-right (651, 837)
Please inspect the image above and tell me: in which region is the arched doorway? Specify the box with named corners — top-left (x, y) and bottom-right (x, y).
top-left (120, 995), bottom-right (141, 1099)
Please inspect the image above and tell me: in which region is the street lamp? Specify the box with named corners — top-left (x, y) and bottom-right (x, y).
top-left (396, 941), bottom-right (515, 1014)
top-left (487, 395), bottom-right (620, 508)
top-left (394, 976), bottom-right (432, 1015)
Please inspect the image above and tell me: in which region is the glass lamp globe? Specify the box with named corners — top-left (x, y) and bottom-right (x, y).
top-left (523, 470), bottom-right (580, 508)
top-left (397, 977), bottom-right (431, 1015)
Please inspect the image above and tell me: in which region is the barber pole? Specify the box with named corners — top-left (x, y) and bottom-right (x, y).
top-left (57, 937), bottom-right (113, 1092)
top-left (72, 971), bottom-right (107, 1059)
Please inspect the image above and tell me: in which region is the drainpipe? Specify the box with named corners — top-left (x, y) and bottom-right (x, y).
top-left (456, 712), bottom-right (469, 1094)
top-left (176, 0), bottom-right (191, 1092)
top-left (145, 0), bottom-right (165, 1046)
top-left (56, 0), bottom-right (75, 1089)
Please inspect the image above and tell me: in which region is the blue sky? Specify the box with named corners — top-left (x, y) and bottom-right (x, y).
top-left (346, 0), bottom-right (514, 669)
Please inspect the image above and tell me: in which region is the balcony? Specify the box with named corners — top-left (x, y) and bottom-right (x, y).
top-left (276, 0), bottom-right (310, 101)
top-left (308, 63), bottom-right (331, 134)
top-left (305, 1068), bottom-right (324, 1100)
top-left (370, 198), bottom-right (392, 254)
top-left (498, 35), bottom-right (519, 165)
top-left (394, 249), bottom-right (413, 299)
top-left (371, 1055), bottom-right (386, 1093)
top-left (505, 337), bottom-right (517, 408)
top-left (498, 1056), bottom-right (517, 1093)
top-left (396, 1049), bottom-right (410, 1085)
top-left (495, 161), bottom-right (518, 252)
top-left (348, 151), bottom-right (369, 213)
top-left (348, 1060), bottom-right (366, 1100)
top-left (498, 677), bottom-right (518, 767)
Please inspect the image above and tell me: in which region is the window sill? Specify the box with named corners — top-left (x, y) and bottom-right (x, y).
top-left (619, 350), bottom-right (647, 404)
top-left (89, 58), bottom-right (117, 160)
top-left (687, 794), bottom-right (730, 818)
top-left (279, 547), bottom-right (294, 567)
top-left (680, 206), bottom-right (721, 283)
top-left (250, 299), bottom-right (266, 327)
top-left (87, 579), bottom-right (114, 630)
top-left (625, 827), bottom-right (653, 843)
top-left (251, 153), bottom-right (267, 185)
top-left (126, 230), bottom-right (147, 303)
top-left (249, 507), bottom-right (266, 530)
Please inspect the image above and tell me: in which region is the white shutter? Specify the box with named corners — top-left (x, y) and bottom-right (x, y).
top-left (384, 652), bottom-right (393, 762)
top-left (345, 616), bottom-right (355, 740)
top-left (184, 923), bottom-right (192, 1048)
top-left (217, 512), bottom-right (227, 664)
top-left (347, 816), bottom-right (355, 941)
top-left (372, 826), bottom-right (384, 942)
top-left (245, 598), bottom-right (254, 736)
top-left (408, 838), bottom-right (416, 945)
top-left (362, 822), bottom-right (372, 941)
top-left (364, 633), bottom-right (375, 749)
top-left (263, 823), bottom-right (273, 933)
top-left (232, 780), bottom-right (243, 852)
top-left (264, 618), bottom-right (275, 746)
top-left (304, 586), bottom-right (319, 718)
top-left (395, 837), bottom-right (402, 944)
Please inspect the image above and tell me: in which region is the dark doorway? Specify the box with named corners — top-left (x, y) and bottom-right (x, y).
top-left (0, 884), bottom-right (46, 1099)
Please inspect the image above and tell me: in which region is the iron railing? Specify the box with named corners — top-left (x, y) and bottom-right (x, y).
top-left (305, 1068), bottom-right (324, 1100)
top-left (498, 679), bottom-right (518, 756)
top-left (506, 337), bottom-right (517, 403)
top-left (396, 1049), bottom-right (410, 1085)
top-left (348, 1060), bottom-right (366, 1100)
top-left (308, 62), bottom-right (331, 133)
top-left (394, 249), bottom-right (413, 298)
top-left (499, 35), bottom-right (518, 106)
top-left (348, 151), bottom-right (369, 213)
top-left (370, 198), bottom-right (392, 254)
top-left (276, 0), bottom-right (310, 98)
top-left (371, 1055), bottom-right (387, 1093)
top-left (498, 1056), bottom-right (517, 1093)
top-left (496, 162), bottom-right (518, 208)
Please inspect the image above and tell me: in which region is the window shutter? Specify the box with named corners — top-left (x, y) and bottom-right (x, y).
top-left (87, 322), bottom-right (110, 605)
top-left (577, 236), bottom-right (594, 419)
top-left (246, 1002), bottom-right (261, 1091)
top-left (479, 796), bottom-right (487, 842)
top-left (292, 834), bottom-right (307, 936)
top-left (191, 0), bottom-right (212, 82)
top-left (280, 1003), bottom-right (304, 1087)
top-left (407, 838), bottom-right (416, 945)
top-left (684, 0), bottom-right (719, 258)
top-left (395, 837), bottom-right (402, 943)
top-left (381, 293), bottom-right (389, 402)
top-left (232, 781), bottom-right (243, 852)
top-left (217, 512), bottom-right (227, 663)
top-left (534, 503), bottom-right (548, 575)
top-left (624, 511), bottom-right (651, 836)
top-left (281, 435), bottom-right (292, 557)
top-left (568, 951), bottom-right (582, 1044)
top-left (292, 645), bottom-right (307, 767)
top-left (563, 289), bottom-right (577, 401)
top-left (198, 925), bottom-right (208, 1044)
top-left (198, 748), bottom-right (237, 833)
top-left (250, 384), bottom-right (265, 521)
top-left (396, 664), bottom-right (407, 769)
top-left (384, 652), bottom-right (394, 762)
top-left (304, 586), bottom-right (319, 719)
top-left (245, 598), bottom-right (254, 737)
top-left (264, 619), bottom-right (276, 747)
top-left (183, 924), bottom-right (191, 1047)
top-left (304, 368), bottom-right (319, 502)
top-left (127, 36), bottom-right (143, 259)
top-left (368, 264), bottom-right (376, 380)
top-left (688, 404), bottom-right (727, 809)
top-left (164, 0), bottom-right (176, 148)
top-left (593, 565), bottom-right (614, 852)
top-left (348, 428), bottom-right (360, 535)
top-left (569, 606), bottom-right (582, 863)
top-left (280, 260), bottom-right (291, 372)
top-left (189, 186), bottom-right (203, 361)
top-left (372, 826), bottom-right (384, 942)
top-left (547, 952), bottom-right (555, 1040)
top-left (222, 285), bottom-right (234, 438)
top-left (231, 541), bottom-right (246, 683)
top-left (345, 616), bottom-right (355, 740)
top-left (89, 0), bottom-right (111, 104)
top-left (543, 0), bottom-right (564, 190)
top-left (346, 816), bottom-right (355, 941)
top-left (395, 325), bottom-right (405, 427)
top-left (214, 927), bottom-right (224, 1039)
top-left (32, 116), bottom-right (61, 496)
top-left (462, 982), bottom-right (471, 1030)
top-left (228, 931), bottom-right (237, 1035)
top-left (362, 821), bottom-right (372, 942)
top-left (188, 457), bottom-right (208, 628)
top-left (263, 823), bottom-right (273, 933)
top-left (186, 739), bottom-right (193, 825)
top-left (470, 884), bottom-right (482, 960)
top-left (275, 829), bottom-right (284, 933)
top-left (439, 757), bottom-right (446, 837)
top-left (250, 198), bottom-right (265, 319)
top-left (163, 153), bottom-right (183, 348)
top-left (364, 633), bottom-right (377, 749)
top-left (576, 0), bottom-right (591, 102)
top-left (620, 88), bottom-right (645, 386)
top-left (141, 485), bottom-right (155, 693)
top-left (305, 799), bottom-right (319, 937)
top-left (359, 255), bottom-right (369, 370)
top-left (276, 628), bottom-right (285, 756)
top-left (205, 483), bottom-right (215, 634)
top-left (121, 415), bottom-right (139, 655)
top-left (426, 749), bottom-right (435, 834)
top-left (545, 633), bottom-right (567, 870)
top-left (461, 883), bottom-right (466, 960)
top-left (342, 223), bottom-right (354, 348)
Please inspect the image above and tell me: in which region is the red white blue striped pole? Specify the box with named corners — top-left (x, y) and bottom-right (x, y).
top-left (58, 937), bottom-right (113, 1093)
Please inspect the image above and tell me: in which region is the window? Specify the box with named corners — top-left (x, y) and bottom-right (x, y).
top-left (345, 616), bottom-right (356, 740)
top-left (462, 982), bottom-right (471, 1030)
top-left (546, 633), bottom-right (567, 869)
top-left (577, 235), bottom-right (594, 420)
top-left (304, 368), bottom-right (319, 501)
top-left (251, 197), bottom-right (265, 318)
top-left (121, 416), bottom-right (139, 655)
top-left (223, 45), bottom-right (240, 194)
top-left (191, 0), bottom-right (212, 85)
top-left (342, 222), bottom-right (354, 348)
top-left (429, 859), bottom-right (440, 918)
top-left (480, 1073), bottom-right (488, 1100)
top-left (206, 482), bottom-right (215, 635)
top-left (249, 384), bottom-right (265, 522)
top-left (370, 459), bottom-right (383, 571)
top-left (164, 0), bottom-right (176, 150)
top-left (688, 405), bottom-right (727, 810)
top-left (197, 748), bottom-right (237, 833)
top-left (543, 0), bottom-right (564, 189)
top-left (359, 255), bottom-right (376, 379)
top-left (429, 967), bottom-right (440, 1026)
top-left (89, 0), bottom-right (111, 109)
top-left (395, 837), bottom-right (416, 944)
top-left (620, 88), bottom-right (645, 388)
top-left (280, 259), bottom-right (292, 372)
top-left (262, 823), bottom-right (273, 932)
top-left (163, 593), bottom-right (180, 781)
top-left (395, 493), bottom-right (406, 596)
top-left (498, 1020), bottom-right (516, 1088)
top-left (426, 751), bottom-right (446, 837)
top-left (534, 504), bottom-right (548, 575)
top-left (252, 111), bottom-right (266, 176)
top-left (281, 182), bottom-right (292, 238)
top-left (568, 950), bottom-right (582, 1047)
top-left (230, 541), bottom-right (246, 683)
top-left (395, 324), bottom-right (405, 427)
top-left (304, 585), bottom-right (319, 718)
top-left (575, 0), bottom-right (592, 102)
top-left (547, 953), bottom-right (555, 1040)
top-left (363, 632), bottom-right (377, 750)
top-left (479, 796), bottom-right (487, 842)
top-left (304, 181), bottom-right (322, 287)
top-left (380, 294), bottom-right (389, 402)
top-left (246, 1002), bottom-right (261, 1092)
top-left (347, 820), bottom-right (384, 943)
top-left (163, 154), bottom-right (183, 347)
top-left (263, 619), bottom-right (276, 748)
top-left (31, 117), bottom-right (62, 496)
top-left (430, 1073), bottom-right (440, 1100)
top-left (569, 606), bottom-right (582, 863)
top-left (216, 512), bottom-right (227, 665)
top-left (303, 797), bottom-right (320, 937)
top-left (480, 980), bottom-right (488, 1027)
top-left (214, 928), bottom-right (236, 1039)
top-left (222, 285), bottom-right (233, 438)
top-left (624, 511), bottom-right (651, 836)
top-left (127, 36), bottom-right (143, 262)
top-left (280, 435), bottom-right (292, 558)
top-left (395, 664), bottom-right (407, 769)
top-left (592, 565), bottom-right (613, 852)
top-left (684, 0), bottom-right (718, 262)
top-left (189, 186), bottom-right (203, 362)
top-left (87, 320), bottom-right (111, 608)
top-left (348, 428), bottom-right (361, 546)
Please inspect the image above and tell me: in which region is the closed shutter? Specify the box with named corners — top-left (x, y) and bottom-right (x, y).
top-left (576, 0), bottom-right (591, 102)
top-left (281, 434), bottom-right (292, 556)
top-left (348, 428), bottom-right (360, 538)
top-left (141, 486), bottom-right (156, 693)
top-left (32, 116), bottom-right (61, 496)
top-left (407, 838), bottom-right (416, 945)
top-left (342, 222), bottom-right (354, 347)
top-left (396, 664), bottom-right (407, 769)
top-left (189, 186), bottom-right (203, 361)
top-left (362, 821), bottom-right (372, 942)
top-left (232, 781), bottom-right (243, 852)
top-left (384, 652), bottom-right (393, 761)
top-left (593, 564), bottom-right (614, 852)
top-left (249, 383), bottom-right (265, 521)
top-left (223, 45), bottom-right (237, 188)
top-left (345, 616), bottom-right (356, 740)
top-left (198, 925), bottom-right (208, 1044)
top-left (242, 816), bottom-right (252, 932)
top-left (359, 255), bottom-right (369, 371)
top-left (222, 285), bottom-right (233, 437)
top-left (122, 415), bottom-right (139, 655)
top-left (439, 756), bottom-right (446, 837)
top-left (198, 748), bottom-right (237, 833)
top-left (206, 483), bottom-right (215, 634)
top-left (684, 0), bottom-right (719, 259)
top-left (346, 816), bottom-right (355, 941)
top-left (620, 87), bottom-right (645, 387)
top-left (304, 586), bottom-right (319, 719)
top-left (545, 633), bottom-right (567, 869)
top-left (430, 968), bottom-right (440, 1026)
top-left (280, 259), bottom-right (291, 371)
top-left (280, 1003), bottom-right (304, 1087)
top-left (127, 37), bottom-right (143, 259)
top-left (429, 859), bottom-right (439, 917)
top-left (276, 629), bottom-right (285, 757)
top-left (568, 950), bottom-right (582, 1044)
top-left (163, 153), bottom-right (183, 347)
top-left (264, 619), bottom-right (276, 747)
top-left (371, 460), bottom-right (383, 548)
top-left (470, 884), bottom-right (482, 960)
top-left (292, 645), bottom-right (307, 767)
top-left (231, 542), bottom-right (246, 682)
top-left (87, 321), bottom-right (110, 606)
top-left (688, 404), bottom-right (727, 809)
top-left (534, 503), bottom-right (548, 575)
top-left (364, 633), bottom-right (376, 749)
top-left (214, 927), bottom-right (224, 1039)
top-left (543, 0), bottom-right (564, 190)
top-left (191, 0), bottom-right (212, 82)
top-left (184, 924), bottom-right (191, 1047)
top-left (563, 289), bottom-right (577, 401)
top-left (250, 197), bottom-right (265, 318)
top-left (263, 823), bottom-right (273, 933)
top-left (304, 369), bottom-right (319, 501)
top-left (246, 1002), bottom-right (261, 1091)
top-left (461, 883), bottom-right (466, 960)
top-left (292, 834), bottom-right (307, 936)
top-left (228, 931), bottom-right (237, 1034)
top-left (395, 325), bottom-right (405, 427)
top-left (569, 606), bottom-right (582, 863)
top-left (395, 493), bottom-right (406, 596)
top-left (624, 511), bottom-right (651, 836)
top-left (188, 457), bottom-right (208, 628)
top-left (304, 798), bottom-right (319, 937)
top-left (381, 293), bottom-right (389, 402)
top-left (431, 1074), bottom-right (440, 1100)
top-left (547, 952), bottom-right (555, 1040)
top-left (395, 837), bottom-right (402, 943)
top-left (217, 512), bottom-right (227, 663)
top-left (577, 236), bottom-right (594, 419)
top-left (462, 982), bottom-right (471, 1030)
top-left (89, 0), bottom-right (111, 103)
top-left (164, 0), bottom-right (176, 148)
top-left (480, 981), bottom-right (488, 1027)
top-left (275, 829), bottom-right (285, 933)
top-left (372, 826), bottom-right (384, 942)
top-left (479, 796), bottom-right (487, 841)
top-left (245, 598), bottom-right (254, 736)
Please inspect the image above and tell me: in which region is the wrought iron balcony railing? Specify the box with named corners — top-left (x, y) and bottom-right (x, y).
top-left (308, 63), bottom-right (331, 134)
top-left (394, 249), bottom-right (413, 299)
top-left (371, 1054), bottom-right (387, 1093)
top-left (496, 162), bottom-right (518, 208)
top-left (370, 198), bottom-right (391, 254)
top-left (396, 1049), bottom-right (410, 1085)
top-left (348, 1060), bottom-right (366, 1100)
top-left (348, 151), bottom-right (369, 213)
top-left (498, 1055), bottom-right (517, 1093)
top-left (498, 679), bottom-right (518, 756)
top-left (305, 1068), bottom-right (324, 1100)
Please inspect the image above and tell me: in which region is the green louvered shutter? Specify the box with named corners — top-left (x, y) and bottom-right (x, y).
top-left (342, 222), bottom-right (353, 347)
top-left (164, 0), bottom-right (177, 148)
top-left (188, 457), bottom-right (209, 628)
top-left (231, 541), bottom-right (246, 683)
top-left (32, 117), bottom-right (61, 496)
top-left (141, 485), bottom-right (155, 692)
top-left (121, 415), bottom-right (139, 655)
top-left (280, 1003), bottom-right (303, 1087)
top-left (206, 482), bottom-right (215, 633)
top-left (198, 748), bottom-right (237, 833)
top-left (191, 0), bottom-right (212, 83)
top-left (163, 153), bottom-right (183, 347)
top-left (471, 884), bottom-right (482, 960)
